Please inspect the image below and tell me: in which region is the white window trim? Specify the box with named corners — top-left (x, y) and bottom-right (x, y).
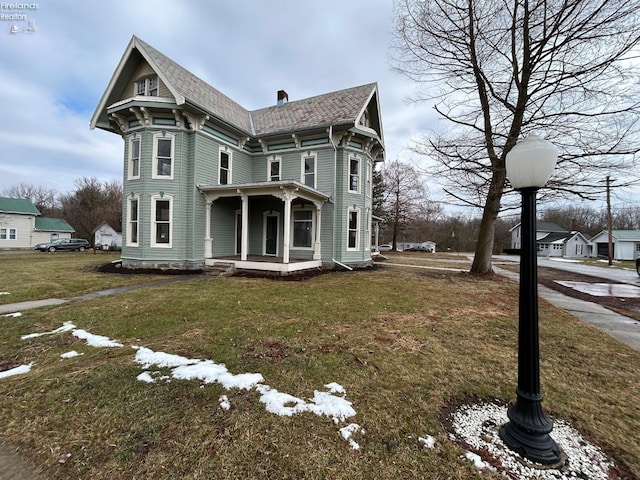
top-left (0, 228), bottom-right (17, 240)
top-left (126, 194), bottom-right (140, 247)
top-left (150, 193), bottom-right (173, 248)
top-left (347, 207), bottom-right (361, 251)
top-left (365, 208), bottom-right (371, 251)
top-left (290, 206), bottom-right (315, 250)
top-left (267, 155), bottom-right (281, 182)
top-left (301, 151), bottom-right (317, 189)
top-left (134, 75), bottom-right (159, 97)
top-left (348, 155), bottom-right (361, 194)
top-left (151, 132), bottom-right (175, 180)
top-left (128, 136), bottom-right (141, 180)
top-left (219, 147), bottom-right (232, 185)
top-left (366, 160), bottom-right (373, 197)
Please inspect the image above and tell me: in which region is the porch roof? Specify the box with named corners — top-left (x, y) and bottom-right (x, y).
top-left (197, 180), bottom-right (330, 204)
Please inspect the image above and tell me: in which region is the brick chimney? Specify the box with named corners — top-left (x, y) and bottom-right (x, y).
top-left (277, 90), bottom-right (288, 106)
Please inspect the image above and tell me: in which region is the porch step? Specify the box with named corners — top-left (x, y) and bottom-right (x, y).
top-left (204, 262), bottom-right (236, 276)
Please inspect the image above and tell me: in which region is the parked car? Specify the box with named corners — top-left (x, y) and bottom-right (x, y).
top-left (378, 244), bottom-right (393, 252)
top-left (404, 245), bottom-right (433, 253)
top-left (636, 257), bottom-right (640, 276)
top-left (34, 238), bottom-right (92, 252)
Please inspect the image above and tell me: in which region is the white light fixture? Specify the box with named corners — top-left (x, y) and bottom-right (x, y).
top-left (506, 134), bottom-right (558, 189)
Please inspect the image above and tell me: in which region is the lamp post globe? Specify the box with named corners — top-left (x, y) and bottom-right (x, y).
top-left (498, 134), bottom-right (564, 466)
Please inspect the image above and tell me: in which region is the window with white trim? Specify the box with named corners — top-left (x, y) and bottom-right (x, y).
top-left (0, 228), bottom-right (17, 240)
top-left (128, 137), bottom-right (140, 179)
top-left (302, 152), bottom-right (316, 189)
top-left (219, 149), bottom-right (231, 185)
top-left (347, 207), bottom-right (360, 250)
top-left (268, 155), bottom-right (281, 182)
top-left (151, 194), bottom-right (172, 248)
top-left (127, 195), bottom-right (139, 246)
top-left (349, 156), bottom-right (360, 193)
top-left (152, 133), bottom-right (174, 179)
top-left (135, 75), bottom-right (159, 96)
top-left (292, 208), bottom-right (314, 249)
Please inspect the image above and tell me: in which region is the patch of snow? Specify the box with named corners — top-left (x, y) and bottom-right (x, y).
top-left (307, 389), bottom-right (356, 424)
top-left (418, 435), bottom-right (436, 449)
top-left (60, 350), bottom-right (82, 359)
top-left (2, 312), bottom-right (21, 318)
top-left (134, 347), bottom-right (200, 369)
top-left (0, 292), bottom-right (10, 295)
top-left (324, 382), bottom-right (345, 394)
top-left (339, 423), bottom-right (365, 450)
top-left (464, 451), bottom-right (496, 471)
top-left (172, 361), bottom-right (263, 390)
top-left (21, 321), bottom-right (76, 340)
top-left (451, 402), bottom-right (615, 479)
top-left (137, 371), bottom-right (156, 383)
top-left (219, 395), bottom-right (231, 410)
top-left (72, 329), bottom-right (123, 348)
top-left (0, 362), bottom-right (34, 379)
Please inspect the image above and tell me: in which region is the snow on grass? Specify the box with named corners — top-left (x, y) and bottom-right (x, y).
top-left (2, 312), bottom-right (21, 318)
top-left (418, 435), bottom-right (436, 449)
top-left (0, 362), bottom-right (34, 379)
top-left (60, 351), bottom-right (82, 359)
top-left (339, 423), bottom-right (365, 450)
top-left (219, 395), bottom-right (231, 410)
top-left (0, 292), bottom-right (9, 295)
top-left (21, 322), bottom-right (76, 340)
top-left (72, 329), bottom-right (123, 348)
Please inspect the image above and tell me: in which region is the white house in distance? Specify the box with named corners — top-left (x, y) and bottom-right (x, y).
top-left (589, 230), bottom-right (640, 260)
top-left (93, 222), bottom-right (123, 251)
top-left (0, 197), bottom-right (75, 249)
top-left (509, 221), bottom-right (590, 258)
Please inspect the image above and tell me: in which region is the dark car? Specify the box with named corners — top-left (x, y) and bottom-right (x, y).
top-left (636, 257), bottom-right (640, 277)
top-left (34, 238), bottom-right (92, 252)
top-left (405, 245), bottom-right (433, 253)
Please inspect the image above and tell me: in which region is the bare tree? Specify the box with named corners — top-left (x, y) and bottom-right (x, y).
top-left (380, 159), bottom-right (436, 248)
top-left (60, 177), bottom-right (122, 242)
top-left (392, 0), bottom-right (640, 273)
top-left (1, 183), bottom-right (60, 216)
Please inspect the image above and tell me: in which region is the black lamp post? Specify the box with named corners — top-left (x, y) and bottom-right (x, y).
top-left (498, 134), bottom-right (564, 466)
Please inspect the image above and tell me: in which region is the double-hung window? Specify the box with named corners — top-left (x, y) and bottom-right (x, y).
top-left (292, 209), bottom-right (314, 249)
top-left (302, 152), bottom-right (316, 189)
top-left (349, 156), bottom-right (360, 193)
top-left (268, 155), bottom-right (281, 181)
top-left (152, 133), bottom-right (174, 179)
top-left (347, 208), bottom-right (360, 250)
top-left (0, 228), bottom-right (17, 240)
top-left (151, 194), bottom-right (172, 248)
top-left (135, 75), bottom-right (159, 96)
top-left (219, 150), bottom-right (231, 185)
top-left (127, 196), bottom-right (139, 246)
top-left (129, 137), bottom-right (140, 179)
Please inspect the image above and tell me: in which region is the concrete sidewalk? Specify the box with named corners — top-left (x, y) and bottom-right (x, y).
top-left (495, 266), bottom-right (640, 351)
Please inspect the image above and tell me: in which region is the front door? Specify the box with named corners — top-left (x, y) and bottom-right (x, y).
top-left (264, 214), bottom-right (278, 256)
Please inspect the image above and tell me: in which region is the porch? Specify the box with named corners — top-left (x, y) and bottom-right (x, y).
top-left (206, 255), bottom-right (322, 274)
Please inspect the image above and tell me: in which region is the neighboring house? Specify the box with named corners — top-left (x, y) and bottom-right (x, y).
top-left (0, 197), bottom-right (75, 249)
top-left (589, 230), bottom-right (640, 260)
top-left (90, 36), bottom-right (384, 272)
top-left (93, 222), bottom-right (123, 250)
top-left (509, 221), bottom-right (589, 258)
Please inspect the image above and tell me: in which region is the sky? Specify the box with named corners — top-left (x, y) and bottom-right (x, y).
top-left (0, 0), bottom-right (440, 200)
top-left (4, 314), bottom-right (616, 477)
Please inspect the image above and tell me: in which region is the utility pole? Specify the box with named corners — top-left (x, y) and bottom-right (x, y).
top-left (606, 176), bottom-right (614, 266)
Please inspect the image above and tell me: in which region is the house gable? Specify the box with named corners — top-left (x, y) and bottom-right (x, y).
top-left (0, 197), bottom-right (41, 216)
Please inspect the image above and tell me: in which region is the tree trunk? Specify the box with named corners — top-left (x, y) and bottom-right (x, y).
top-left (470, 170), bottom-right (505, 274)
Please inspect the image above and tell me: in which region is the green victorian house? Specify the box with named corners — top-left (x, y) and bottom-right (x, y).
top-left (91, 36), bottom-right (385, 273)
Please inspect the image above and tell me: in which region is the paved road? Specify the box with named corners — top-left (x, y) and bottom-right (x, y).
top-left (494, 255), bottom-right (640, 286)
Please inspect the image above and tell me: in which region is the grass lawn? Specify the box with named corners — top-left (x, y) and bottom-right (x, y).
top-left (0, 256), bottom-right (638, 479)
top-left (0, 252), bottom-right (169, 305)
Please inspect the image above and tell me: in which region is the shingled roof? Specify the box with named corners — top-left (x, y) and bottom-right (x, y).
top-left (0, 197), bottom-right (40, 216)
top-left (93, 36), bottom-right (379, 140)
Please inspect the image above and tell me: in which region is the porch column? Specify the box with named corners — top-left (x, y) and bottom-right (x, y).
top-left (204, 199), bottom-right (212, 258)
top-left (313, 201), bottom-right (323, 260)
top-left (282, 190), bottom-right (294, 264)
top-left (240, 192), bottom-right (249, 261)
